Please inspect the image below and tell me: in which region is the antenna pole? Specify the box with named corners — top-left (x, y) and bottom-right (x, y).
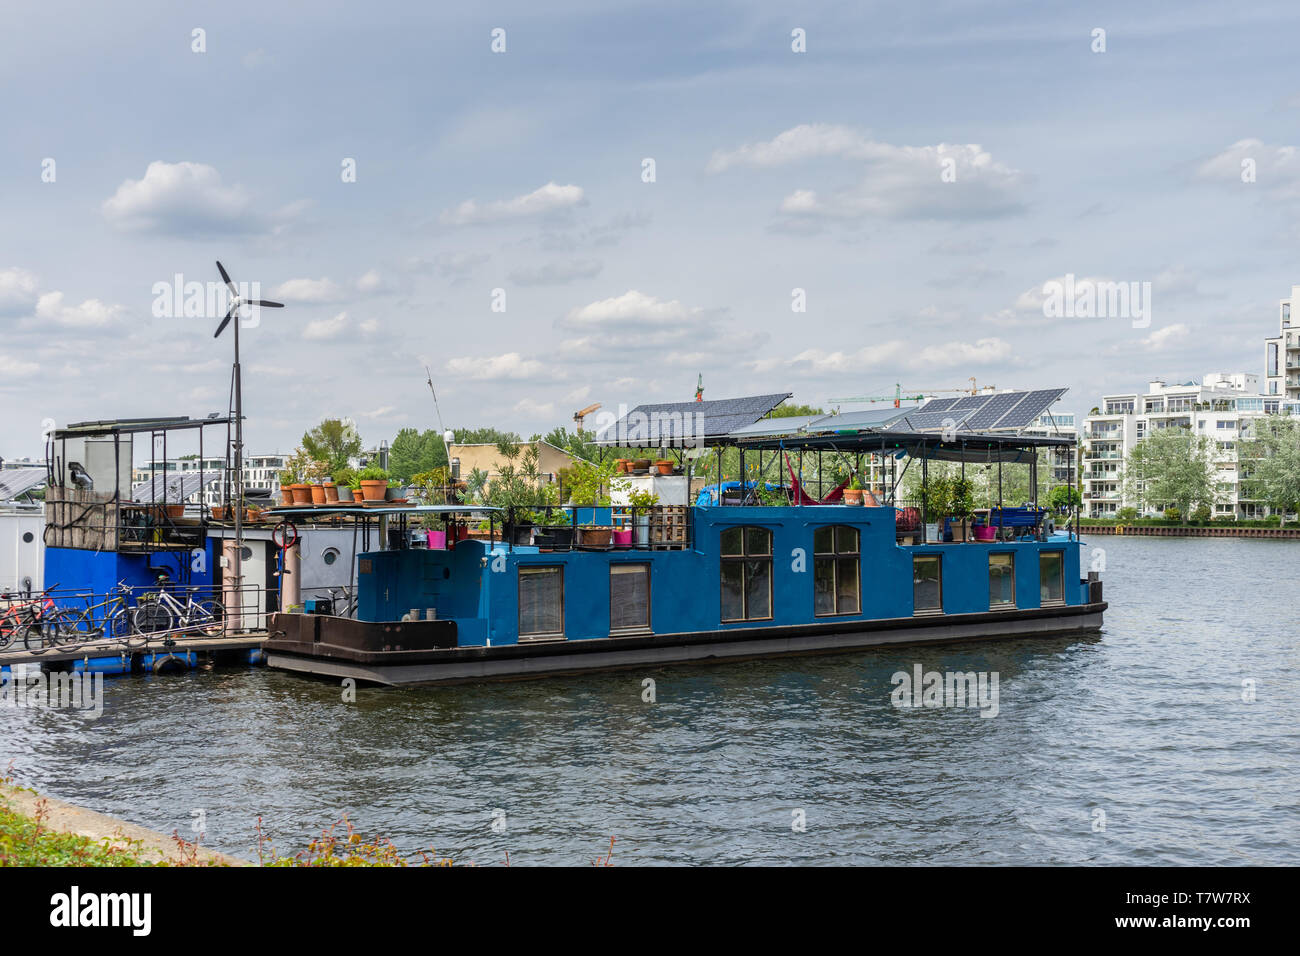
top-left (232, 312), bottom-right (243, 632)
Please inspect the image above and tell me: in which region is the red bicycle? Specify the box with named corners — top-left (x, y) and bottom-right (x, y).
top-left (0, 583), bottom-right (66, 651)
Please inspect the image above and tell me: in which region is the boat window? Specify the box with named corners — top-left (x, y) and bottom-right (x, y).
top-left (720, 526), bottom-right (772, 622)
top-left (989, 553), bottom-right (1015, 608)
top-left (519, 566), bottom-right (564, 639)
top-left (913, 555), bottom-right (942, 614)
top-left (814, 525), bottom-right (859, 616)
top-left (1040, 551), bottom-right (1065, 605)
top-left (610, 563), bottom-right (651, 632)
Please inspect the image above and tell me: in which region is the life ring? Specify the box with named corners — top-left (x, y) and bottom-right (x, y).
top-left (272, 520), bottom-right (300, 550)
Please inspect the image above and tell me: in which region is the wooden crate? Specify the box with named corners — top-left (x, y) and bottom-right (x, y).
top-left (649, 505), bottom-right (689, 548)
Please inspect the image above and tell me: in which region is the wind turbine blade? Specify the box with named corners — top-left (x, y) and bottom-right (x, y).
top-left (215, 261), bottom-right (238, 298)
top-left (250, 300), bottom-right (284, 308)
top-left (213, 304), bottom-right (238, 338)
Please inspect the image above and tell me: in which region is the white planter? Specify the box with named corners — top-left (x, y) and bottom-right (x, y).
top-left (925, 523), bottom-right (940, 542)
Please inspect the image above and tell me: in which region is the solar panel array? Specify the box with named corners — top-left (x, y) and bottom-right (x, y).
top-left (130, 471), bottom-right (220, 503)
top-left (596, 393), bottom-right (792, 445)
top-left (890, 388), bottom-right (1067, 434)
top-left (0, 467), bottom-right (47, 501)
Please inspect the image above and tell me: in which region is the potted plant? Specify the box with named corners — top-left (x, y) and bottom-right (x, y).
top-left (333, 466), bottom-right (358, 502)
top-left (628, 487), bottom-right (658, 546)
top-left (358, 464), bottom-right (390, 502)
top-left (579, 524), bottom-right (613, 548)
top-left (277, 469), bottom-right (296, 506)
top-left (947, 476), bottom-right (975, 542)
top-left (844, 475), bottom-right (864, 506)
top-left (921, 475), bottom-right (951, 543)
top-left (653, 458), bottom-right (674, 476)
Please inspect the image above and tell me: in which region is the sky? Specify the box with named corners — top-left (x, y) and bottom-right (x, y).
top-left (2, 0), bottom-right (1299, 461)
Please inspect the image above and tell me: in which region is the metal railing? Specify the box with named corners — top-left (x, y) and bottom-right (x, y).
top-left (499, 505), bottom-right (692, 552)
top-left (0, 579), bottom-right (274, 653)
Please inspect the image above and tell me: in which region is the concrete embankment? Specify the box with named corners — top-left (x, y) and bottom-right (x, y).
top-left (1, 783), bottom-right (248, 866)
top-left (1081, 524), bottom-right (1300, 538)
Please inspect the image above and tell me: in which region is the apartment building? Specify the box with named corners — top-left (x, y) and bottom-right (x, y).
top-left (1082, 373), bottom-right (1298, 518)
top-left (1263, 285), bottom-right (1300, 401)
top-left (173, 453), bottom-right (288, 505)
top-left (1021, 411), bottom-right (1078, 487)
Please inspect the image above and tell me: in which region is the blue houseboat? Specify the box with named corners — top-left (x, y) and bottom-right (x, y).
top-left (263, 391), bottom-right (1104, 687)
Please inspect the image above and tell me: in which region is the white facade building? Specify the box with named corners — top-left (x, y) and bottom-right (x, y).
top-left (173, 453), bottom-right (287, 506)
top-left (1082, 374), bottom-right (1297, 518)
top-left (1263, 284), bottom-right (1299, 401)
top-left (1021, 411), bottom-right (1078, 487)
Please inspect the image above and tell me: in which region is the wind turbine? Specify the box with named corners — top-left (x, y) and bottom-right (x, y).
top-left (213, 260), bottom-right (283, 629)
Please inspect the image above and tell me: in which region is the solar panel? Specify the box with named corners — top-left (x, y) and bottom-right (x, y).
top-left (130, 471), bottom-right (220, 503)
top-left (596, 393), bottom-right (792, 445)
top-left (886, 388), bottom-right (1069, 434)
top-left (0, 467), bottom-right (47, 500)
top-left (914, 397), bottom-right (958, 414)
top-left (993, 388), bottom-right (1068, 429)
top-left (964, 392), bottom-right (1024, 430)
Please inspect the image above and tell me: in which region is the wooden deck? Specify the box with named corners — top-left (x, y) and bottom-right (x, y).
top-left (0, 632), bottom-right (267, 667)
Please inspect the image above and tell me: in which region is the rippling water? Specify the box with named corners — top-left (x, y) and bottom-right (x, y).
top-left (3, 536), bottom-right (1297, 865)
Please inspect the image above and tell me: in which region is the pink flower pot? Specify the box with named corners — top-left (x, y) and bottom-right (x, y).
top-left (613, 528), bottom-right (633, 546)
top-left (427, 530), bottom-right (446, 550)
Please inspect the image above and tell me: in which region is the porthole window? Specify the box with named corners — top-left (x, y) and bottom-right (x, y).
top-left (22, 531), bottom-right (34, 543)
top-left (322, 547), bottom-right (341, 566)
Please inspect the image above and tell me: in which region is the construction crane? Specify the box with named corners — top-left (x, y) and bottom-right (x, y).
top-left (572, 402), bottom-right (601, 433)
top-left (828, 383), bottom-right (969, 408)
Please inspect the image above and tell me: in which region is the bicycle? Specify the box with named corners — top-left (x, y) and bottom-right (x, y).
top-left (133, 585), bottom-right (225, 636)
top-left (0, 583), bottom-right (66, 652)
top-left (48, 581), bottom-right (140, 648)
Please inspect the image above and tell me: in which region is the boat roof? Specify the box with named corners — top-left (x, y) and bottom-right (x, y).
top-left (55, 416), bottom-right (236, 438)
top-left (267, 503), bottom-right (502, 518)
top-left (593, 393), bottom-right (793, 447)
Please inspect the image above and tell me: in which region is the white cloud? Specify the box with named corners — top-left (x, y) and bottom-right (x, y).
top-left (101, 161), bottom-right (261, 235)
top-left (710, 124), bottom-right (1027, 221)
top-left (359, 318), bottom-right (379, 334)
top-left (359, 405), bottom-right (397, 418)
top-left (35, 291), bottom-right (126, 328)
top-left (1197, 139), bottom-right (1300, 198)
top-left (0, 354), bottom-right (39, 377)
top-left (759, 337), bottom-right (1011, 375)
top-left (356, 270), bottom-right (386, 293)
top-left (445, 352), bottom-right (545, 380)
top-left (0, 268), bottom-right (39, 316)
top-left (513, 397), bottom-right (556, 417)
top-left (1138, 324), bottom-right (1189, 350)
top-left (302, 311), bottom-right (349, 340)
top-left (508, 259), bottom-right (603, 286)
top-left (440, 182), bottom-right (585, 226)
top-left (272, 277), bottom-right (345, 303)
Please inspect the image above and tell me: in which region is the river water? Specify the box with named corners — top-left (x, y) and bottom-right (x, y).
top-left (3, 536), bottom-right (1297, 865)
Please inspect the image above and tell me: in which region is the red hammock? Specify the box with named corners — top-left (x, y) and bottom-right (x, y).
top-left (783, 454), bottom-right (851, 505)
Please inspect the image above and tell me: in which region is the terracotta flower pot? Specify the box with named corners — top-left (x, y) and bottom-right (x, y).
top-left (211, 506), bottom-right (226, 520)
top-left (843, 489), bottom-right (864, 506)
top-left (289, 484), bottom-right (312, 505)
top-left (360, 479), bottom-right (387, 501)
top-left (580, 527), bottom-right (612, 547)
top-left (654, 459), bottom-right (673, 475)
top-left (323, 482), bottom-right (339, 503)
top-left (164, 504), bottom-right (185, 519)
top-left (280, 488), bottom-right (293, 506)
top-left (310, 484), bottom-right (327, 505)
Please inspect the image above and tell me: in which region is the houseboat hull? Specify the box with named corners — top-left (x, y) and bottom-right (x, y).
top-left (265, 601), bottom-right (1106, 687)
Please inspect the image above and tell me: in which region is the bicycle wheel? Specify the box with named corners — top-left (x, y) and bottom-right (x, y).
top-left (189, 600), bottom-right (225, 632)
top-left (134, 601), bottom-right (174, 634)
top-left (106, 607), bottom-right (133, 639)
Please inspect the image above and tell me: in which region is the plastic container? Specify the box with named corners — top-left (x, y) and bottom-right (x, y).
top-left (427, 529), bottom-right (446, 550)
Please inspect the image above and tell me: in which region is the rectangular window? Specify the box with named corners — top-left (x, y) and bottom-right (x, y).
top-left (609, 563), bottom-right (650, 633)
top-left (721, 526), bottom-right (773, 622)
top-left (989, 553), bottom-right (1015, 608)
top-left (519, 566), bottom-right (564, 639)
top-left (913, 555), bottom-right (942, 614)
top-left (1039, 552), bottom-right (1065, 605)
top-left (814, 525), bottom-right (860, 616)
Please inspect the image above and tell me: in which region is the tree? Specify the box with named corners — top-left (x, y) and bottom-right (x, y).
top-left (389, 428), bottom-right (448, 482)
top-left (540, 425), bottom-right (600, 462)
top-left (453, 426), bottom-right (521, 445)
top-left (1048, 484), bottom-right (1081, 510)
top-left (1241, 416), bottom-right (1300, 517)
top-left (302, 419), bottom-right (362, 474)
top-left (1122, 426), bottom-right (1217, 522)
top-left (765, 400), bottom-right (826, 419)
